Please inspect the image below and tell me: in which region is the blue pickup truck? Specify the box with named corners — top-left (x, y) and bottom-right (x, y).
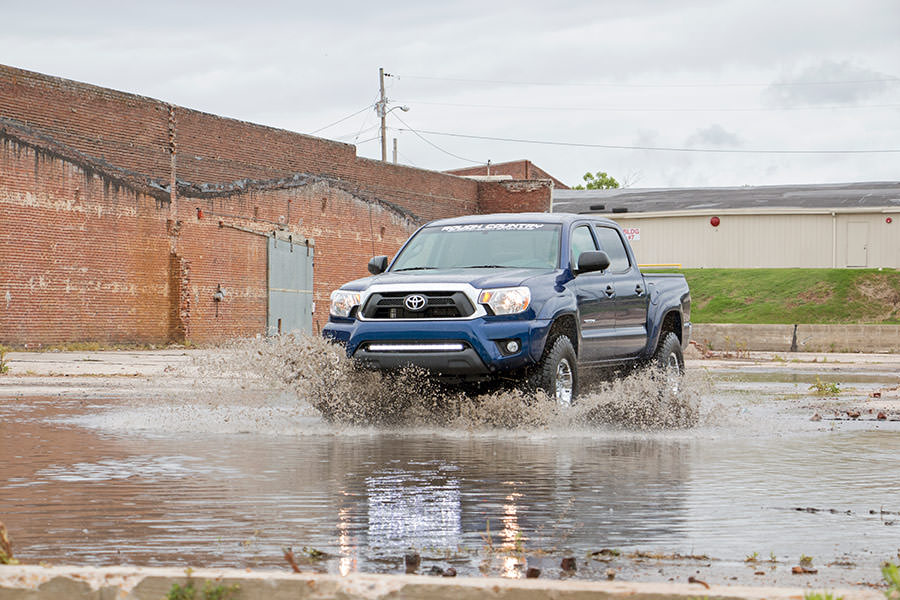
top-left (323, 212), bottom-right (691, 404)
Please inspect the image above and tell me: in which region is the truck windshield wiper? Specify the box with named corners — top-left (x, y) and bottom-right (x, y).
top-left (460, 264), bottom-right (510, 268)
top-left (392, 266), bottom-right (436, 272)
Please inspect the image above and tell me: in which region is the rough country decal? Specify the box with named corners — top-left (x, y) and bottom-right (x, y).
top-left (440, 224), bottom-right (546, 232)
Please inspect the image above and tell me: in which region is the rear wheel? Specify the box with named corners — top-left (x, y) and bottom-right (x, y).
top-left (652, 332), bottom-right (684, 394)
top-left (529, 335), bottom-right (578, 406)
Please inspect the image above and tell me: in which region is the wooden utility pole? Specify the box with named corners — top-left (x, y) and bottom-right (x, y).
top-left (379, 67), bottom-right (387, 161)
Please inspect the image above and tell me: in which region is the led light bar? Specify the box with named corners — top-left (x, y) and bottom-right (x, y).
top-left (366, 343), bottom-right (465, 352)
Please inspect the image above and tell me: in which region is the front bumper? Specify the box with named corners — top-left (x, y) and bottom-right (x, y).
top-left (323, 317), bottom-right (554, 377)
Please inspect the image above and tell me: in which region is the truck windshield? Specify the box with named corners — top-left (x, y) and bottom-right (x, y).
top-left (391, 223), bottom-right (561, 271)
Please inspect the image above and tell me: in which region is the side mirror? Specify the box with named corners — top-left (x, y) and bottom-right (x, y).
top-left (576, 250), bottom-right (611, 275)
top-left (367, 255), bottom-right (389, 275)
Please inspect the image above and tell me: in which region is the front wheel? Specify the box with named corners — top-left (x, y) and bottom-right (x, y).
top-left (529, 335), bottom-right (578, 406)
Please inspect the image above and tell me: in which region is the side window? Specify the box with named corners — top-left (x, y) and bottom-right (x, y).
top-left (570, 225), bottom-right (598, 268)
top-left (594, 226), bottom-right (631, 272)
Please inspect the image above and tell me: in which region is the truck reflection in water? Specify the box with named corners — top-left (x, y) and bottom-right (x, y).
top-left (365, 465), bottom-right (463, 552)
top-left (331, 436), bottom-right (690, 576)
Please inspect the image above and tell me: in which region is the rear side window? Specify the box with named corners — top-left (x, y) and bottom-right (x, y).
top-left (570, 225), bottom-right (598, 268)
top-left (594, 226), bottom-right (631, 272)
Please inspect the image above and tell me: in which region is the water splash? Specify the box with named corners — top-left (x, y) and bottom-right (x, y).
top-left (231, 335), bottom-right (705, 431)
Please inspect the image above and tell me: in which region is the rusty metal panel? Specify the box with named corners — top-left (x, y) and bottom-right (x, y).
top-left (267, 235), bottom-right (314, 335)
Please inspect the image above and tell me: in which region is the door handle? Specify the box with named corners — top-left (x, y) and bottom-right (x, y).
top-left (604, 285), bottom-right (615, 297)
top-left (635, 284), bottom-right (644, 295)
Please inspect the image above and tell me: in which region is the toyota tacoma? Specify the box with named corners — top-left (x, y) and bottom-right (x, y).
top-left (323, 213), bottom-right (691, 404)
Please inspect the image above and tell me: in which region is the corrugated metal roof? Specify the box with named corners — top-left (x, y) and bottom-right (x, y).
top-left (552, 181), bottom-right (900, 214)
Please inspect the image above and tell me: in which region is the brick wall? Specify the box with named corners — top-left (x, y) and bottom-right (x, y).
top-left (0, 67), bottom-right (172, 182)
top-left (0, 64), bottom-right (551, 345)
top-left (446, 160), bottom-right (569, 190)
top-left (477, 180), bottom-right (553, 215)
top-left (0, 136), bottom-right (173, 345)
top-left (0, 64), bottom-right (482, 223)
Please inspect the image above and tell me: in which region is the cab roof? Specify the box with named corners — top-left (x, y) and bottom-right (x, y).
top-left (426, 212), bottom-right (617, 228)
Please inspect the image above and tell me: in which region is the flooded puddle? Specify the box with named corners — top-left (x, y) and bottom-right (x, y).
top-left (2, 342), bottom-right (899, 587)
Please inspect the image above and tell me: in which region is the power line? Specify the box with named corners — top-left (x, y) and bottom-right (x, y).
top-left (396, 73), bottom-right (900, 89)
top-left (396, 128), bottom-right (900, 155)
top-left (349, 96), bottom-right (381, 143)
top-left (335, 123), bottom-right (379, 142)
top-left (391, 113), bottom-right (485, 164)
top-left (309, 104), bottom-right (375, 135)
top-left (397, 99), bottom-right (900, 113)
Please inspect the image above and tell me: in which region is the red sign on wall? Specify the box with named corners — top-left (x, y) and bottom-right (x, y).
top-left (622, 227), bottom-right (641, 241)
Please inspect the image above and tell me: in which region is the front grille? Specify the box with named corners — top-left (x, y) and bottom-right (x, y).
top-left (360, 291), bottom-right (475, 319)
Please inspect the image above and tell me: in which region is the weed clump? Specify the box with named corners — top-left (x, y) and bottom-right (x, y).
top-left (0, 344), bottom-right (10, 375)
top-left (809, 377), bottom-right (841, 396)
top-left (884, 562), bottom-right (900, 600)
top-left (0, 521), bottom-right (17, 565)
top-left (165, 580), bottom-right (240, 600)
top-left (803, 593), bottom-right (842, 600)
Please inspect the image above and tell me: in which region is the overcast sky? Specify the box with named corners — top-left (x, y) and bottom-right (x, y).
top-left (3, 0), bottom-right (898, 188)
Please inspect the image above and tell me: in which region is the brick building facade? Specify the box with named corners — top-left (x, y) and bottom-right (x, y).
top-left (446, 160), bottom-right (568, 190)
top-left (0, 65), bottom-right (552, 345)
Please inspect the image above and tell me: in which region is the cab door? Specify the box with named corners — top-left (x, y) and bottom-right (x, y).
top-left (568, 224), bottom-right (617, 362)
top-left (594, 225), bottom-right (648, 357)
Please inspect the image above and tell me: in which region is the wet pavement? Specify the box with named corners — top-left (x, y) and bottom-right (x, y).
top-left (1, 348), bottom-right (899, 589)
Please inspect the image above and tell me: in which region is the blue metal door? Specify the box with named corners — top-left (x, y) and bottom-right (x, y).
top-left (267, 235), bottom-right (314, 335)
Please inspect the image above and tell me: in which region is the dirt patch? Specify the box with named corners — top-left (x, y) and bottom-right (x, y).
top-left (854, 276), bottom-right (900, 303)
top-left (797, 281), bottom-right (835, 304)
top-left (693, 297), bottom-right (712, 312)
top-left (785, 281), bottom-right (834, 308)
top-left (851, 275), bottom-right (900, 321)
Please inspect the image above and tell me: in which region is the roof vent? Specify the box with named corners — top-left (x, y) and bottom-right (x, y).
top-left (589, 204), bottom-right (606, 211)
top-left (611, 207), bottom-right (628, 213)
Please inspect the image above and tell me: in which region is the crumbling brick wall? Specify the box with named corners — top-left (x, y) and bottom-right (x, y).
top-left (447, 159), bottom-right (569, 190)
top-left (477, 180), bottom-right (553, 215)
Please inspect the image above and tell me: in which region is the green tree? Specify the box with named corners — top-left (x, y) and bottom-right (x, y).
top-left (573, 171), bottom-right (620, 190)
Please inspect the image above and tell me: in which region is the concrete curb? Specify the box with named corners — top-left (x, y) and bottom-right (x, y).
top-left (0, 565), bottom-right (885, 600)
top-left (693, 323), bottom-right (900, 353)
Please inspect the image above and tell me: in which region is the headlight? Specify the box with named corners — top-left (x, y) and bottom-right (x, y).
top-left (478, 286), bottom-right (531, 315)
top-left (330, 290), bottom-right (362, 318)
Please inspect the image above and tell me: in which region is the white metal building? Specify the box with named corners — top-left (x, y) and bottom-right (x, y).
top-left (552, 182), bottom-right (900, 269)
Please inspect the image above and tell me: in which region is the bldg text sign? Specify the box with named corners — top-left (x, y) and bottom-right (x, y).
top-left (622, 227), bottom-right (640, 241)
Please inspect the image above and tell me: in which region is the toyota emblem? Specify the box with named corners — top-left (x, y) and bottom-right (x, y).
top-left (404, 294), bottom-right (427, 311)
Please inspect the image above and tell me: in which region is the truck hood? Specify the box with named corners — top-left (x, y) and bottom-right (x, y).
top-left (339, 268), bottom-right (557, 291)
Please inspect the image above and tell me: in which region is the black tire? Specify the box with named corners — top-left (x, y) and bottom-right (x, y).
top-left (652, 332), bottom-right (684, 396)
top-left (529, 335), bottom-right (578, 406)
top-left (653, 332), bottom-right (684, 373)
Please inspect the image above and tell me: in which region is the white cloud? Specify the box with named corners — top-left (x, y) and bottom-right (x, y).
top-left (764, 60), bottom-right (899, 106)
top-left (685, 124), bottom-right (742, 148)
top-left (1, 0), bottom-right (898, 188)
